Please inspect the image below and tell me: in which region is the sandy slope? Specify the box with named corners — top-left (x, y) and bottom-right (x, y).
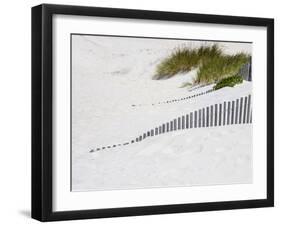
top-left (71, 35), bottom-right (252, 191)
top-left (73, 125), bottom-right (252, 191)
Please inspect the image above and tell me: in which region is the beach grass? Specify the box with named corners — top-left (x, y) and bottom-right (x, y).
top-left (154, 44), bottom-right (250, 85)
top-left (213, 75), bottom-right (243, 90)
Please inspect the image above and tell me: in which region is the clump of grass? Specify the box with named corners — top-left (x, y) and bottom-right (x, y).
top-left (196, 53), bottom-right (249, 84)
top-left (154, 44), bottom-right (250, 85)
top-left (213, 75), bottom-right (243, 90)
top-left (154, 48), bottom-right (199, 79)
top-left (154, 45), bottom-right (221, 79)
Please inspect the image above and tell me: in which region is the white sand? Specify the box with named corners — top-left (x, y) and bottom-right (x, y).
top-left (73, 125), bottom-right (252, 191)
top-left (71, 35), bottom-right (252, 191)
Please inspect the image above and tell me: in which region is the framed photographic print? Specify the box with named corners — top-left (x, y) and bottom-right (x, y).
top-left (32, 4), bottom-right (274, 221)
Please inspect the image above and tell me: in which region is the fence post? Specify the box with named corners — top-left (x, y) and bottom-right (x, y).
top-left (194, 111), bottom-right (198, 128)
top-left (182, 116), bottom-right (185, 129)
top-left (243, 96), bottom-right (248, 124)
top-left (219, 104), bottom-right (222, 126)
top-left (250, 109), bottom-right (252, 123)
top-left (186, 114), bottom-right (189, 129)
top-left (178, 117), bottom-right (181, 130)
top-left (202, 108), bottom-right (205, 127)
top-left (143, 133), bottom-right (146, 139)
top-left (206, 107), bottom-right (209, 127)
top-left (247, 95), bottom-right (251, 123)
top-left (231, 101), bottom-right (235, 124)
top-left (239, 97), bottom-right (243, 124)
top-left (199, 109), bottom-right (202, 127)
top-left (166, 122), bottom-right (170, 132)
top-left (210, 106), bottom-right (213, 127)
top-left (223, 102), bottom-right (226, 125)
top-left (235, 98), bottom-right (239, 124)
top-left (174, 119), bottom-right (177, 130)
top-left (214, 104), bottom-right (218, 126)
top-left (227, 101), bottom-right (231, 125)
top-left (190, 112), bottom-right (193, 128)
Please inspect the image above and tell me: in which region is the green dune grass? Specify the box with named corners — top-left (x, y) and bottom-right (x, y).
top-left (154, 44), bottom-right (250, 85)
top-left (213, 75), bottom-right (243, 90)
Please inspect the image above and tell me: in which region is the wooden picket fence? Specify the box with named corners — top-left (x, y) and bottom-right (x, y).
top-left (90, 94), bottom-right (252, 153)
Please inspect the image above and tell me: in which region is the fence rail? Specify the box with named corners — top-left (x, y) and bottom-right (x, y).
top-left (90, 94), bottom-right (252, 153)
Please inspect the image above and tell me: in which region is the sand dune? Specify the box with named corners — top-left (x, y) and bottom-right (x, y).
top-left (71, 35), bottom-right (252, 191)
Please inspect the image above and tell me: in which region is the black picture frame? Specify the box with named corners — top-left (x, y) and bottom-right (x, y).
top-left (32, 4), bottom-right (274, 222)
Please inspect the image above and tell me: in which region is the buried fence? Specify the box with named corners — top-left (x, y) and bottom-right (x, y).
top-left (131, 88), bottom-right (214, 107)
top-left (90, 94), bottom-right (252, 153)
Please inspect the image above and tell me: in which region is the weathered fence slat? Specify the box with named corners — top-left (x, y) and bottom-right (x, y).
top-left (247, 95), bottom-right (251, 123)
top-left (186, 114), bottom-right (189, 129)
top-left (235, 99), bottom-right (239, 124)
top-left (202, 108), bottom-right (205, 127)
top-left (199, 109), bottom-right (202, 127)
top-left (231, 101), bottom-right (235, 124)
top-left (178, 117), bottom-right (181, 130)
top-left (190, 112), bottom-right (193, 128)
top-left (210, 106), bottom-right (213, 127)
top-left (243, 96), bottom-right (248, 124)
top-left (239, 97), bottom-right (243, 124)
top-left (206, 107), bottom-right (209, 127)
top-left (250, 109), bottom-right (253, 123)
top-left (223, 102), bottom-right (226, 125)
top-left (227, 101), bottom-right (231, 125)
top-left (194, 111), bottom-right (198, 128)
top-left (165, 122), bottom-right (168, 132)
top-left (219, 104), bottom-right (222, 126)
top-left (214, 104), bottom-right (218, 126)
